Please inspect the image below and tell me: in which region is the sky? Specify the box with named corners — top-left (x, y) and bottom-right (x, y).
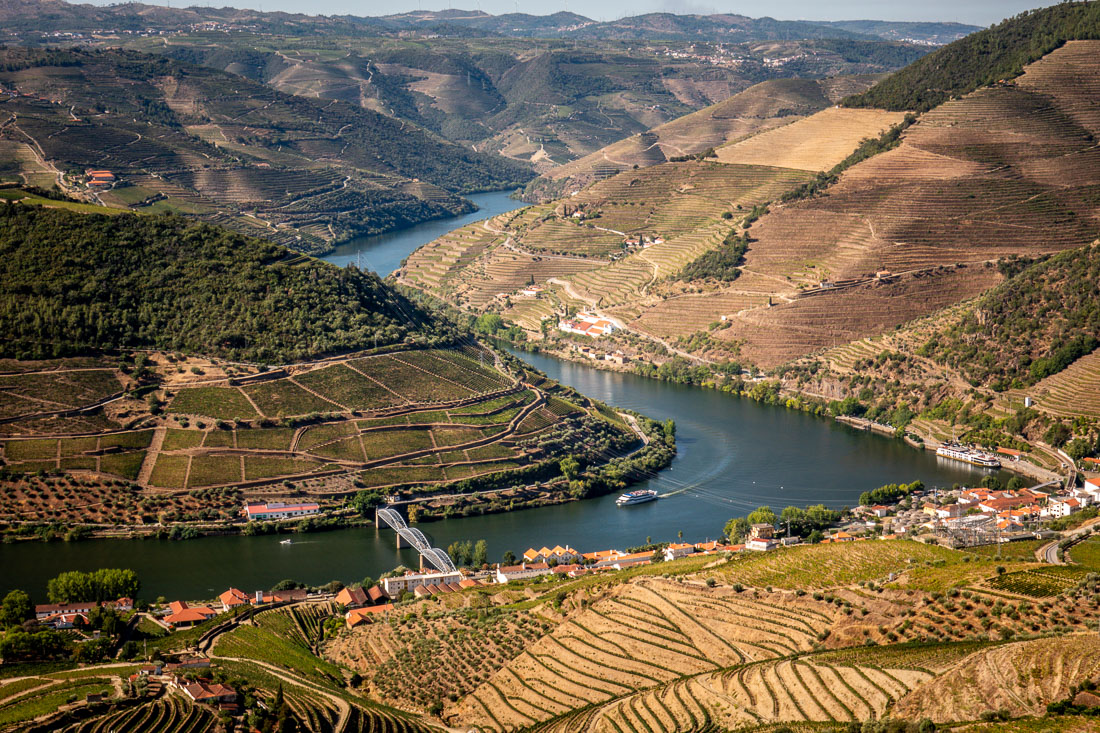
top-left (88, 0), bottom-right (1058, 27)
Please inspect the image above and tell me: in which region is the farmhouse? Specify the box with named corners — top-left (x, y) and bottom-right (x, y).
top-left (218, 588), bottom-right (249, 612)
top-left (381, 570), bottom-right (462, 596)
top-left (180, 681), bottom-right (237, 705)
top-left (242, 501), bottom-right (320, 521)
top-left (664, 542), bottom-right (696, 561)
top-left (495, 562), bottom-right (552, 583)
top-left (345, 604), bottom-right (395, 628)
top-left (335, 586), bottom-right (369, 608)
top-left (163, 601), bottom-right (217, 627)
top-left (558, 312), bottom-right (617, 338)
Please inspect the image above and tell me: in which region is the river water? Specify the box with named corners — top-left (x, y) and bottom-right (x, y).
top-left (0, 195), bottom-right (1006, 600)
top-left (322, 190), bottom-right (526, 277)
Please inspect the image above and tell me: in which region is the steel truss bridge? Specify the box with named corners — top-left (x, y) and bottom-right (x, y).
top-left (375, 507), bottom-right (456, 573)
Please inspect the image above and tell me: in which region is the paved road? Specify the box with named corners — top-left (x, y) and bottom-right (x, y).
top-left (1036, 517), bottom-right (1100, 564)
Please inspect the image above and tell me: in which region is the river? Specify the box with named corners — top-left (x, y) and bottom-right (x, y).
top-left (0, 197), bottom-right (1008, 600)
top-left (322, 190), bottom-right (527, 277)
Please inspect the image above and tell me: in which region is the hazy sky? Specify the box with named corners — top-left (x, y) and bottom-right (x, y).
top-left (92, 0), bottom-right (1057, 27)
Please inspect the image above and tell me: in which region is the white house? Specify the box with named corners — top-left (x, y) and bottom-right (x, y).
top-left (745, 537), bottom-right (779, 552)
top-left (243, 502), bottom-right (320, 521)
top-left (1043, 497), bottom-right (1081, 518)
top-left (664, 543), bottom-right (696, 562)
top-left (495, 563), bottom-right (551, 583)
top-left (381, 570), bottom-right (462, 596)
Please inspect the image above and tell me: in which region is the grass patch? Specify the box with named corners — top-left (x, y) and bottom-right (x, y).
top-left (167, 387), bottom-right (258, 420)
top-left (295, 364), bottom-right (398, 410)
top-left (361, 429), bottom-right (433, 460)
top-left (243, 456), bottom-right (321, 480)
top-left (713, 540), bottom-right (963, 589)
top-left (161, 429), bottom-right (204, 451)
top-left (187, 455), bottom-right (242, 487)
top-left (430, 427), bottom-right (482, 448)
top-left (215, 624), bottom-right (345, 687)
top-left (99, 451), bottom-right (145, 480)
top-left (148, 454), bottom-right (189, 489)
top-left (3, 439), bottom-right (57, 460)
top-left (243, 380), bottom-right (341, 417)
top-left (235, 427), bottom-right (295, 451)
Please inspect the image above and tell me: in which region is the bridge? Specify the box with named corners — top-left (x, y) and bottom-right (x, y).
top-left (375, 507), bottom-right (456, 573)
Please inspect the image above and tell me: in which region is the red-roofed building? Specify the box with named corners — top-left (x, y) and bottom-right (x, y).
top-left (495, 562), bottom-right (551, 583)
top-left (345, 604), bottom-right (394, 628)
top-left (181, 681), bottom-right (236, 705)
top-left (664, 543), bottom-right (696, 561)
top-left (218, 588), bottom-right (249, 612)
top-left (243, 502), bottom-right (320, 521)
top-left (335, 587), bottom-right (368, 609)
top-left (163, 602), bottom-right (217, 627)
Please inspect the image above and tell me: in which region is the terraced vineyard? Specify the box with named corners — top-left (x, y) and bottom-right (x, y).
top-left (893, 635), bottom-right (1100, 722)
top-left (451, 578), bottom-right (838, 730)
top-left (1028, 346), bottom-right (1100, 418)
top-left (715, 107), bottom-right (907, 172)
top-left (52, 697), bottom-right (216, 733)
top-left (540, 76), bottom-right (877, 197)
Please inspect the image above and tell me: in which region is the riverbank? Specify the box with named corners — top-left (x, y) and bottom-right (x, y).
top-left (505, 339), bottom-right (1069, 487)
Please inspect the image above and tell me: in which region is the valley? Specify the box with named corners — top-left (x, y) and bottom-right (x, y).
top-left (4, 4), bottom-right (1100, 733)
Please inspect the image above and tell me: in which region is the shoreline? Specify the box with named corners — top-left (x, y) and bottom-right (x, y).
top-left (506, 340), bottom-right (1069, 486)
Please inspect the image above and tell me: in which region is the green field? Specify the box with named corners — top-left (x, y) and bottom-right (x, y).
top-left (161, 429), bottom-right (205, 451)
top-left (242, 380), bottom-right (341, 417)
top-left (187, 455), bottom-right (242, 487)
top-left (243, 456), bottom-right (321, 480)
top-left (361, 429), bottom-right (434, 460)
top-left (1069, 536), bottom-right (1100, 571)
top-left (235, 427), bottom-right (296, 451)
top-left (295, 364), bottom-right (399, 410)
top-left (167, 387), bottom-right (258, 420)
top-left (99, 451), bottom-right (145, 480)
top-left (148, 454), bottom-right (190, 489)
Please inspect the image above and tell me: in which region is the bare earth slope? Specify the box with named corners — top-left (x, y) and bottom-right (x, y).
top-left (703, 41), bottom-right (1100, 367)
top-left (539, 77), bottom-right (881, 197)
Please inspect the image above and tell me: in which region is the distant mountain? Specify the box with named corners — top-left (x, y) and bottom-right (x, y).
top-left (0, 46), bottom-right (530, 253)
top-left (817, 20), bottom-right (982, 45)
top-left (0, 0), bottom-right (978, 45)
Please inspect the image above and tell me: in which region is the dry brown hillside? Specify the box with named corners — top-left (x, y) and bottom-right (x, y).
top-left (697, 41), bottom-right (1100, 367)
top-left (535, 76), bottom-right (880, 198)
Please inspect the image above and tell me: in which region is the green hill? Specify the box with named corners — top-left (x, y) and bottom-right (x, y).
top-left (0, 203), bottom-right (449, 362)
top-left (845, 2), bottom-right (1100, 111)
top-left (922, 244), bottom-right (1100, 391)
top-left (0, 46), bottom-right (531, 252)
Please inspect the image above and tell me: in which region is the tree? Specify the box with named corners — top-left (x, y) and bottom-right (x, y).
top-left (46, 569), bottom-right (139, 604)
top-left (724, 517), bottom-right (751, 543)
top-left (472, 540), bottom-right (489, 568)
top-left (559, 456), bottom-right (580, 481)
top-left (473, 313), bottom-right (504, 335)
top-left (502, 550), bottom-right (517, 565)
top-left (746, 506), bottom-right (777, 527)
top-left (0, 590), bottom-right (32, 629)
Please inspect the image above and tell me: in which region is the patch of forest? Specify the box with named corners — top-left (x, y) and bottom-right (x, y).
top-left (845, 2), bottom-right (1100, 112)
top-left (920, 245), bottom-right (1100, 391)
top-left (0, 204), bottom-right (456, 362)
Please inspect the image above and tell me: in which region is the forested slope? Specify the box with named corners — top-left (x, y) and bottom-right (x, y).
top-left (845, 1), bottom-right (1100, 111)
top-left (0, 204), bottom-right (449, 362)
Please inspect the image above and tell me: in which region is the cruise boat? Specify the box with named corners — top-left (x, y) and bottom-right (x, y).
top-left (616, 489), bottom-right (659, 506)
top-left (936, 442), bottom-right (1000, 468)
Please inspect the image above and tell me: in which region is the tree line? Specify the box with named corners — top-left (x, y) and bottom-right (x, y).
top-left (0, 204), bottom-right (460, 363)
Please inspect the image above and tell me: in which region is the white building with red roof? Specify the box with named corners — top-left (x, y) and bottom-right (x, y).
top-left (243, 502), bottom-right (320, 521)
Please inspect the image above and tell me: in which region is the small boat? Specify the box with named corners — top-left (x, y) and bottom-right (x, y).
top-left (616, 489), bottom-right (658, 507)
top-left (279, 539), bottom-right (293, 545)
